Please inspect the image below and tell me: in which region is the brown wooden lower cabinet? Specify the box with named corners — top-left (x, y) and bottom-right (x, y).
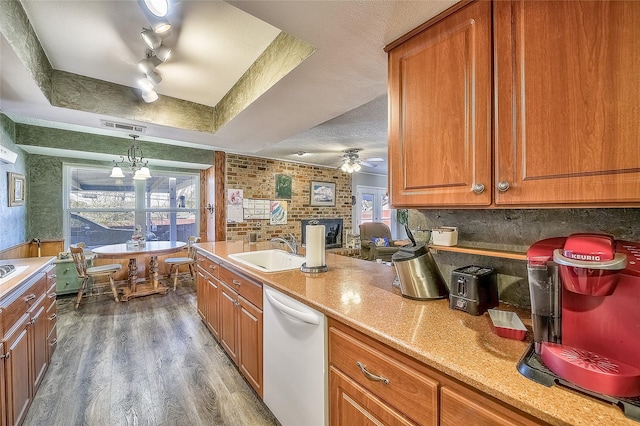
top-left (329, 319), bottom-right (546, 426)
top-left (1, 263), bottom-right (56, 426)
top-left (4, 315), bottom-right (31, 426)
top-left (219, 282), bottom-right (239, 365)
top-left (238, 294), bottom-right (262, 395)
top-left (195, 253), bottom-right (263, 397)
top-left (330, 366), bottom-right (417, 426)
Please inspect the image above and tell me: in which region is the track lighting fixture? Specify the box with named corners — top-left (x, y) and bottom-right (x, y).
top-left (143, 0), bottom-right (169, 18)
top-left (154, 44), bottom-right (171, 62)
top-left (141, 89), bottom-right (159, 103)
top-left (141, 28), bottom-right (161, 50)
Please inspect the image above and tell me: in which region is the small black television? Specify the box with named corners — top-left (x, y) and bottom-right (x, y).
top-left (301, 218), bottom-right (343, 249)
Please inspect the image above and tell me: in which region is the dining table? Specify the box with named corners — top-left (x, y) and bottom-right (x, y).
top-left (92, 240), bottom-right (186, 301)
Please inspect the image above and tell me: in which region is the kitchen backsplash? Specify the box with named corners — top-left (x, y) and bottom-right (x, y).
top-left (410, 208), bottom-right (640, 308)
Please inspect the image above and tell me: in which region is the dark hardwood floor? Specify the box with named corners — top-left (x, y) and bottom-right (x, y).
top-left (24, 277), bottom-right (279, 426)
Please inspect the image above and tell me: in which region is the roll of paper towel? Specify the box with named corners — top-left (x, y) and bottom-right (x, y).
top-left (305, 224), bottom-right (326, 268)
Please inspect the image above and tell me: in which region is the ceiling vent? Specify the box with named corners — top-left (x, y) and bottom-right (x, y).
top-left (101, 120), bottom-right (146, 133)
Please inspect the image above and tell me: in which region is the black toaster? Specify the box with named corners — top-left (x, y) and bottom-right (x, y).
top-left (449, 265), bottom-right (498, 315)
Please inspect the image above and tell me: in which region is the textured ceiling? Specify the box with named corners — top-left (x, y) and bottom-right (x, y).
top-left (0, 0), bottom-right (459, 176)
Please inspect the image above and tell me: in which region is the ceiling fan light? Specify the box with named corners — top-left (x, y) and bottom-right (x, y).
top-left (154, 44), bottom-right (172, 62)
top-left (110, 166), bottom-right (125, 178)
top-left (141, 89), bottom-right (159, 103)
top-left (353, 163), bottom-right (362, 172)
top-left (141, 28), bottom-right (161, 50)
top-left (143, 0), bottom-right (169, 18)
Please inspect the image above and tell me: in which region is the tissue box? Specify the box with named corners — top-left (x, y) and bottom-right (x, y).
top-left (431, 227), bottom-right (458, 246)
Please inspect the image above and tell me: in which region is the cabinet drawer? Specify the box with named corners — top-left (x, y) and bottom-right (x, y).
top-left (220, 266), bottom-right (262, 309)
top-left (440, 386), bottom-right (543, 426)
top-left (196, 253), bottom-right (220, 279)
top-left (2, 274), bottom-right (46, 335)
top-left (329, 326), bottom-right (438, 424)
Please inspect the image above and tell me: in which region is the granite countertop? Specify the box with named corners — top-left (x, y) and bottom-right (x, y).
top-left (195, 241), bottom-right (635, 426)
top-left (0, 257), bottom-right (55, 301)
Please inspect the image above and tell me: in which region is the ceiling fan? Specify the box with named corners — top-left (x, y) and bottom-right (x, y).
top-left (340, 148), bottom-right (384, 173)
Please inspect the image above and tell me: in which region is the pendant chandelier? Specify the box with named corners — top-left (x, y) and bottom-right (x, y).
top-left (110, 134), bottom-right (151, 180)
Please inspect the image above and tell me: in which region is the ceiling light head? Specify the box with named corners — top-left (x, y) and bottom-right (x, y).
top-left (141, 89), bottom-right (159, 103)
top-left (137, 76), bottom-right (155, 92)
top-left (141, 28), bottom-right (161, 50)
top-left (137, 57), bottom-right (156, 74)
top-left (296, 151), bottom-right (306, 156)
top-left (143, 0), bottom-right (169, 17)
top-left (152, 20), bottom-right (171, 34)
top-left (110, 166), bottom-right (125, 178)
top-left (154, 44), bottom-right (172, 62)
top-left (146, 70), bottom-right (162, 86)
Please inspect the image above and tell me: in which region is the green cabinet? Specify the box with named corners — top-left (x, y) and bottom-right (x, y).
top-left (54, 254), bottom-right (94, 295)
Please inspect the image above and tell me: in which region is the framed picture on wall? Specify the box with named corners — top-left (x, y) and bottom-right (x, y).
top-left (8, 172), bottom-right (25, 207)
top-left (310, 181), bottom-right (336, 206)
top-left (275, 174), bottom-right (292, 199)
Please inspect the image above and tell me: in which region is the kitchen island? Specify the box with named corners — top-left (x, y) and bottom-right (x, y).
top-left (195, 241), bottom-right (635, 426)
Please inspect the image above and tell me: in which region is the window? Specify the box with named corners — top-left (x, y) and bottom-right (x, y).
top-left (64, 165), bottom-right (199, 249)
top-left (356, 185), bottom-right (401, 238)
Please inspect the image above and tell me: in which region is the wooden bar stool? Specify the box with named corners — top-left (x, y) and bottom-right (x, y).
top-left (70, 245), bottom-right (122, 309)
top-left (164, 237), bottom-right (200, 290)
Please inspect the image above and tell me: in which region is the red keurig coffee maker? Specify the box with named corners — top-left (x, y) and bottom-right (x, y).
top-left (519, 233), bottom-right (640, 419)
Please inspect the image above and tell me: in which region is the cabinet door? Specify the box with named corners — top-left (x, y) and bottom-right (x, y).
top-left (330, 367), bottom-right (416, 426)
top-left (206, 276), bottom-right (220, 341)
top-left (440, 387), bottom-right (542, 426)
top-left (388, 0), bottom-right (492, 207)
top-left (494, 0), bottom-right (640, 205)
top-left (196, 269), bottom-right (208, 321)
top-left (238, 295), bottom-right (262, 396)
top-left (219, 283), bottom-right (239, 365)
top-left (0, 342), bottom-right (5, 426)
top-left (30, 300), bottom-right (48, 390)
top-left (3, 316), bottom-right (31, 426)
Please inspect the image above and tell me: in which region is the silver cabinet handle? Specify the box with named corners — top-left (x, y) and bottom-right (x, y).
top-left (356, 361), bottom-right (389, 385)
top-left (50, 339), bottom-right (58, 347)
top-left (24, 293), bottom-right (36, 302)
top-left (472, 183), bottom-right (485, 194)
top-left (1, 352), bottom-right (9, 360)
top-left (497, 181), bottom-right (511, 192)
top-left (232, 279), bottom-right (241, 286)
top-left (49, 313), bottom-right (57, 321)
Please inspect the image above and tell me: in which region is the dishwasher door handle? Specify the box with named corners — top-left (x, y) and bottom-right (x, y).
top-left (265, 288), bottom-right (320, 325)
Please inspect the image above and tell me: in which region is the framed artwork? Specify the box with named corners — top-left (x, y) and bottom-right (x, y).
top-left (275, 174), bottom-right (292, 199)
top-left (8, 172), bottom-right (25, 206)
top-left (310, 181), bottom-right (336, 206)
top-left (270, 200), bottom-right (288, 224)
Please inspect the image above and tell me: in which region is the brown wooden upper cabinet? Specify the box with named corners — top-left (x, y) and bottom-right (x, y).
top-left (387, 0), bottom-right (640, 208)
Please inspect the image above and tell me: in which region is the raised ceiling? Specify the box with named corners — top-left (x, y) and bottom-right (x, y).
top-left (0, 0), bottom-right (459, 175)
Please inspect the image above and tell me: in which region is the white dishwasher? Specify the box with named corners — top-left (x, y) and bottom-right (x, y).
top-left (263, 285), bottom-right (327, 426)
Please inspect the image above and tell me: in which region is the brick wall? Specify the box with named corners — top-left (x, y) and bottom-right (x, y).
top-left (225, 154), bottom-right (353, 244)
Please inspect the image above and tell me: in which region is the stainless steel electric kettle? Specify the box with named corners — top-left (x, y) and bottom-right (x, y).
top-left (391, 226), bottom-right (449, 300)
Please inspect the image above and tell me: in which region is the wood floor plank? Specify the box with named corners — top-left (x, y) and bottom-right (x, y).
top-left (24, 279), bottom-right (279, 426)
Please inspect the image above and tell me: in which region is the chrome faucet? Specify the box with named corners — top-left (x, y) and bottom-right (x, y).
top-left (270, 234), bottom-right (299, 255)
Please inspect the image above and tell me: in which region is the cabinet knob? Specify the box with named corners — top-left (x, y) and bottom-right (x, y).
top-left (497, 181), bottom-right (511, 192)
top-left (472, 183), bottom-right (485, 194)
